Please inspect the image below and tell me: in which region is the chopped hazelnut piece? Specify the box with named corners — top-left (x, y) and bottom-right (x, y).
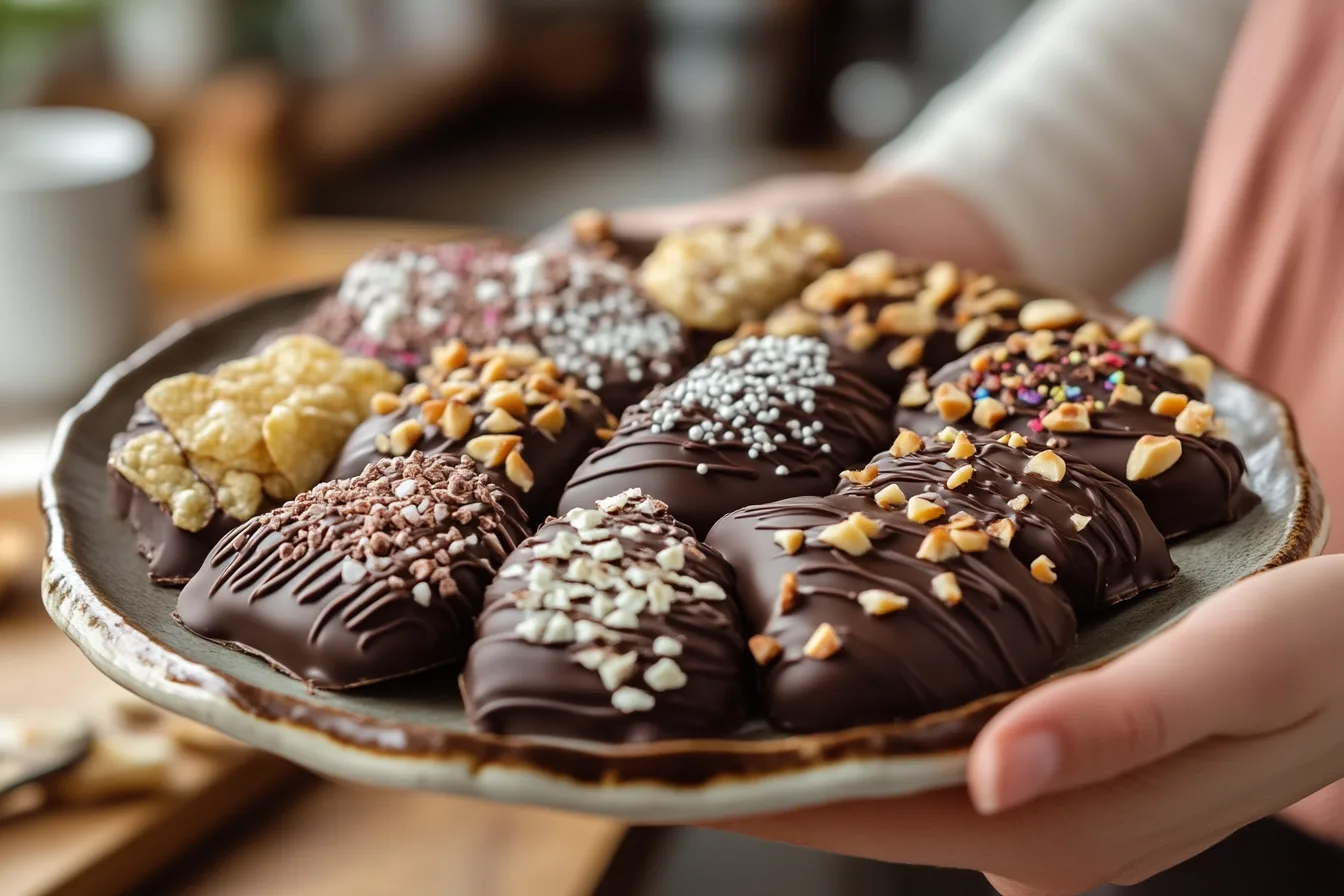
top-left (935, 427), bottom-right (959, 443)
top-left (1071, 513), bottom-right (1092, 531)
top-left (479, 355), bottom-right (511, 384)
top-left (946, 431), bottom-right (977, 460)
top-left (531, 401), bottom-right (567, 436)
top-left (1071, 321), bottom-right (1111, 346)
top-left (874, 483), bottom-right (907, 509)
top-left (1026, 330), bottom-right (1058, 362)
top-left (803, 623), bottom-right (842, 660)
top-left (857, 589), bottom-right (908, 615)
top-left (370, 391), bottom-right (404, 415)
top-left (1175, 400), bottom-right (1215, 436)
top-left (1175, 354), bottom-right (1213, 392)
top-left (957, 317), bottom-right (990, 354)
top-left (442, 399), bottom-right (474, 440)
top-left (818, 519), bottom-right (872, 556)
top-left (846, 323), bottom-right (880, 353)
top-left (1042, 402), bottom-right (1091, 433)
top-left (946, 465), bottom-right (974, 489)
top-left (840, 464), bottom-right (880, 486)
top-left (749, 634), bottom-right (782, 665)
top-left (890, 429), bottom-right (924, 457)
top-left (1126, 434), bottom-right (1183, 481)
top-left (388, 419), bottom-right (424, 456)
top-left (949, 528), bottom-right (989, 552)
top-left (931, 572), bottom-right (963, 606)
top-left (906, 496), bottom-right (945, 524)
top-left (374, 433), bottom-right (392, 454)
top-left (405, 383), bottom-right (432, 405)
top-left (916, 528), bottom-right (960, 562)
top-left (432, 340), bottom-right (470, 372)
top-left (1110, 383), bottom-right (1144, 406)
top-left (1150, 391), bottom-right (1189, 418)
top-left (483, 408), bottom-right (524, 434)
top-left (969, 288), bottom-right (1021, 316)
top-left (946, 511), bottom-right (978, 529)
top-left (1030, 555), bottom-right (1058, 584)
top-left (987, 518), bottom-right (1017, 547)
top-left (505, 450), bottom-right (535, 491)
top-left (1117, 316), bottom-right (1155, 345)
top-left (847, 512), bottom-right (882, 538)
top-left (933, 383), bottom-right (973, 422)
top-left (886, 336), bottom-right (925, 370)
top-left (1007, 494), bottom-right (1032, 512)
top-left (973, 397), bottom-right (1008, 429)
top-left (439, 381), bottom-right (481, 403)
top-left (919, 260), bottom-right (961, 309)
top-left (773, 529), bottom-right (805, 554)
top-left (1006, 432), bottom-right (1029, 449)
top-left (465, 434), bottom-right (522, 468)
top-left (778, 571), bottom-right (798, 614)
top-left (1019, 298), bottom-right (1083, 331)
top-left (484, 383), bottom-right (528, 418)
top-left (1024, 449), bottom-right (1066, 482)
top-left (875, 302), bottom-right (937, 337)
top-left (898, 379), bottom-right (931, 408)
top-left (766, 304), bottom-right (821, 337)
top-left (419, 398), bottom-right (446, 427)
top-left (969, 350), bottom-right (993, 374)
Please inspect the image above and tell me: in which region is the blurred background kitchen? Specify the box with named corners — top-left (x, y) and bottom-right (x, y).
top-left (0, 2), bottom-right (1107, 894)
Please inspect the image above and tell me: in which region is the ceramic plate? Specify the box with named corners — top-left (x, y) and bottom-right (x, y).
top-left (42, 284), bottom-right (1328, 822)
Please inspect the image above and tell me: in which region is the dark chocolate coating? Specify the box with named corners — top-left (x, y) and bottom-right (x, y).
top-left (465, 492), bottom-right (749, 742)
top-left (557, 336), bottom-right (893, 538)
top-left (177, 453), bottom-right (529, 690)
top-left (834, 435), bottom-right (1177, 617)
top-left (898, 333), bottom-right (1259, 539)
top-left (107, 405), bottom-right (252, 585)
top-left (706, 494), bottom-right (1076, 733)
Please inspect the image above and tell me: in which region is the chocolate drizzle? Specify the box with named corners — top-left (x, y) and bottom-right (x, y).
top-left (465, 489), bottom-right (749, 742)
top-left (558, 336), bottom-right (893, 537)
top-left (177, 453), bottom-right (529, 689)
top-left (706, 493), bottom-right (1075, 732)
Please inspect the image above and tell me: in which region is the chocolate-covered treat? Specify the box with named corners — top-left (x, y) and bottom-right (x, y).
top-left (759, 253), bottom-right (1038, 400)
top-left (557, 335), bottom-right (893, 538)
top-left (833, 428), bottom-right (1176, 617)
top-left (108, 336), bottom-right (403, 584)
top-left (298, 244), bottom-right (692, 412)
top-left (464, 489), bottom-right (749, 742)
top-left (896, 324), bottom-right (1259, 538)
top-left (638, 216), bottom-right (844, 333)
top-left (177, 453), bottom-right (529, 689)
top-left (329, 342), bottom-right (614, 524)
top-left (707, 493), bottom-right (1076, 732)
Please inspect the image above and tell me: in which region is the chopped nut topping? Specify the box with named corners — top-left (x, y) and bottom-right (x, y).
top-left (1024, 449), bottom-right (1066, 482)
top-left (1007, 494), bottom-right (1032, 512)
top-left (931, 571), bottom-right (963, 606)
top-left (973, 397), bottom-right (1008, 429)
top-left (1126, 434), bottom-right (1183, 481)
top-left (890, 428), bottom-right (924, 457)
top-left (987, 518), bottom-right (1016, 547)
top-left (765, 303), bottom-right (822, 337)
top-left (482, 408), bottom-right (524, 434)
top-left (778, 571), bottom-right (798, 614)
top-left (432, 340), bottom-right (470, 372)
top-left (874, 483), bottom-right (907, 509)
top-left (1071, 321), bottom-right (1111, 346)
top-left (946, 465), bottom-right (974, 489)
top-left (946, 430), bottom-right (977, 459)
top-left (840, 464), bottom-right (880, 486)
top-left (946, 511), bottom-right (978, 529)
top-left (388, 419), bottom-right (424, 456)
top-left (1018, 298), bottom-right (1083, 331)
top-left (933, 383), bottom-right (973, 422)
top-left (966, 287), bottom-right (1021, 316)
top-left (419, 398), bottom-right (446, 427)
top-left (749, 634), bottom-right (782, 665)
top-left (886, 336), bottom-right (925, 370)
top-left (569, 207), bottom-right (611, 243)
top-left (1030, 555), bottom-right (1058, 584)
top-left (898, 378), bottom-right (931, 408)
top-left (1150, 391), bottom-right (1189, 417)
top-left (371, 391), bottom-right (404, 415)
top-left (848, 511), bottom-right (882, 538)
top-left (1071, 513), bottom-right (1092, 531)
top-left (1117, 316), bottom-right (1155, 345)
top-left (1007, 432), bottom-right (1029, 448)
top-left (1042, 402), bottom-right (1091, 433)
top-left (505, 450), bottom-right (535, 491)
top-left (405, 383), bottom-right (432, 405)
top-left (1174, 354), bottom-right (1213, 392)
top-left (857, 589), bottom-right (908, 615)
top-left (1175, 400), bottom-right (1215, 436)
top-left (611, 686), bottom-right (655, 714)
top-left (484, 382), bottom-right (528, 418)
top-left (803, 623), bottom-right (843, 660)
top-left (818, 519), bottom-right (873, 556)
top-left (919, 260), bottom-right (961, 309)
top-left (956, 317), bottom-right (990, 354)
top-left (465, 434), bottom-right (522, 468)
top-left (440, 399), bottom-right (474, 440)
top-left (916, 528), bottom-right (960, 562)
top-left (531, 400), bottom-right (567, 436)
top-left (907, 496), bottom-right (945, 524)
top-left (949, 528), bottom-right (989, 552)
top-left (845, 322), bottom-right (880, 353)
top-left (1110, 383), bottom-right (1144, 406)
top-left (1026, 329), bottom-right (1058, 363)
top-left (774, 529), bottom-right (805, 554)
top-left (969, 350), bottom-right (993, 374)
top-left (935, 427), bottom-right (959, 443)
top-left (875, 301), bottom-right (937, 337)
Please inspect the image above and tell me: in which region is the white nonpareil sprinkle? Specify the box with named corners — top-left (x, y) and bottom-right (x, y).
top-left (695, 463), bottom-right (709, 475)
top-left (644, 657), bottom-right (688, 692)
top-left (652, 635), bottom-right (683, 657)
top-left (611, 686), bottom-right (656, 714)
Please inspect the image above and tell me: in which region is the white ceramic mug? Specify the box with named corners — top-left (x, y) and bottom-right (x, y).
top-left (0, 108), bottom-right (152, 412)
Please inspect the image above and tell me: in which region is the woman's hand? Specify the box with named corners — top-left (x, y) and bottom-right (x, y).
top-left (711, 554), bottom-right (1344, 895)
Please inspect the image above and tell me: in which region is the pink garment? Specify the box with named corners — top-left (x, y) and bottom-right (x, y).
top-left (1172, 0), bottom-right (1344, 549)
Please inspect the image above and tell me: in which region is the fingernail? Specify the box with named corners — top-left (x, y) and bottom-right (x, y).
top-left (974, 730), bottom-right (1060, 815)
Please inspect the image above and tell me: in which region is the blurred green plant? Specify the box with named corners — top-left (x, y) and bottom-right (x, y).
top-left (0, 0), bottom-right (104, 103)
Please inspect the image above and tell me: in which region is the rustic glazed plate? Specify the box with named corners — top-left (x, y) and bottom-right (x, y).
top-left (42, 284), bottom-right (1328, 823)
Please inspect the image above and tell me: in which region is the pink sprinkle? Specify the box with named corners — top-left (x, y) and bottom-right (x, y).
top-left (483, 307), bottom-right (500, 327)
top-left (397, 351), bottom-right (418, 366)
top-left (1027, 418), bottom-right (1044, 432)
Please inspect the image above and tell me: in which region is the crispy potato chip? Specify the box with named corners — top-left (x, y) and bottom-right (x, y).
top-left (192, 458), bottom-right (267, 521)
top-left (263, 385), bottom-right (362, 492)
top-left (111, 431), bottom-right (215, 532)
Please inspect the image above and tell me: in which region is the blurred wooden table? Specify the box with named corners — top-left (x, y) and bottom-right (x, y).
top-left (1, 217), bottom-right (626, 896)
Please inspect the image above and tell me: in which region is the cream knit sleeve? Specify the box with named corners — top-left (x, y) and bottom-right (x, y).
top-left (871, 0), bottom-right (1250, 296)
